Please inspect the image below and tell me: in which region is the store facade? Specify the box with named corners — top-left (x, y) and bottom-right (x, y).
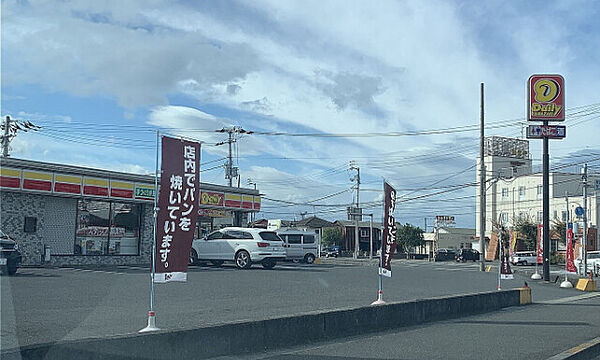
top-left (0, 158), bottom-right (260, 266)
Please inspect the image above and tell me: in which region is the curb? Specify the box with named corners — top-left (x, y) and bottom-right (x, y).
top-left (547, 337), bottom-right (600, 360)
top-left (2, 289), bottom-right (527, 360)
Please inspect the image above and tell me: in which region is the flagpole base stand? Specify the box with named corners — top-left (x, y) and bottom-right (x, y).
top-left (497, 286), bottom-right (502, 291)
top-left (560, 279), bottom-right (573, 288)
top-left (531, 272), bottom-right (542, 280)
top-left (139, 311), bottom-right (160, 333)
top-left (371, 291), bottom-right (386, 306)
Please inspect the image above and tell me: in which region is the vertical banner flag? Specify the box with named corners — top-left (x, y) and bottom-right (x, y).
top-left (500, 229), bottom-right (513, 280)
top-left (154, 136), bottom-right (200, 283)
top-left (536, 224), bottom-right (543, 264)
top-left (380, 182), bottom-right (397, 277)
top-left (509, 229), bottom-right (517, 257)
top-left (566, 223), bottom-right (576, 273)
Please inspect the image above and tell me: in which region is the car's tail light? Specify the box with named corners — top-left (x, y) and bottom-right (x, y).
top-left (257, 242), bottom-right (270, 247)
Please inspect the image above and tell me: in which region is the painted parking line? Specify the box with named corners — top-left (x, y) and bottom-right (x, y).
top-left (539, 292), bottom-right (600, 305)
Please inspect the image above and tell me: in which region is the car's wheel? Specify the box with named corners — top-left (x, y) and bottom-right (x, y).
top-left (235, 250), bottom-right (251, 269)
top-left (262, 259), bottom-right (276, 269)
top-left (304, 253), bottom-right (316, 264)
top-left (6, 261), bottom-right (18, 276)
top-left (210, 260), bottom-right (224, 267)
top-left (189, 249), bottom-right (198, 265)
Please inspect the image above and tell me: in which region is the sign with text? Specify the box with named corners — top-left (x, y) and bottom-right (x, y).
top-left (537, 224), bottom-right (543, 264)
top-left (154, 136), bottom-right (201, 283)
top-left (526, 125), bottom-right (566, 139)
top-left (528, 74), bottom-right (565, 121)
top-left (499, 229), bottom-right (513, 280)
top-left (380, 182), bottom-right (397, 277)
top-left (566, 223), bottom-right (576, 273)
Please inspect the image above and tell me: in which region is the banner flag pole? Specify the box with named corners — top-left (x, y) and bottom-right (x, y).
top-left (371, 178), bottom-right (387, 305)
top-left (140, 129), bottom-right (161, 333)
top-left (531, 224), bottom-right (542, 280)
top-left (498, 226), bottom-right (502, 290)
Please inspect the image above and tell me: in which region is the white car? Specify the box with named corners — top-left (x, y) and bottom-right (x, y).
top-left (510, 251), bottom-right (538, 266)
top-left (574, 251), bottom-right (600, 275)
top-left (190, 227), bottom-right (286, 269)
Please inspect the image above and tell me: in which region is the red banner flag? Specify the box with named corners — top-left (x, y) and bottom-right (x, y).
top-left (566, 225), bottom-right (576, 273)
top-left (380, 182), bottom-right (397, 277)
top-left (536, 224), bottom-right (543, 264)
top-left (154, 136), bottom-right (200, 283)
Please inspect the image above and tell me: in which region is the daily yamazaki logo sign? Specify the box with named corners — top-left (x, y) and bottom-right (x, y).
top-left (200, 191), bottom-right (224, 206)
top-left (528, 74), bottom-right (565, 121)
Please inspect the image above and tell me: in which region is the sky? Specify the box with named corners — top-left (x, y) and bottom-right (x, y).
top-left (2, 0), bottom-right (600, 229)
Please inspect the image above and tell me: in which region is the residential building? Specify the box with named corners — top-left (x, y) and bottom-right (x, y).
top-left (476, 136), bottom-right (599, 253)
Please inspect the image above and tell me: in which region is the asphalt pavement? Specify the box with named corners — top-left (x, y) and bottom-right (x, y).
top-left (0, 259), bottom-right (587, 354)
top-left (240, 293), bottom-right (600, 360)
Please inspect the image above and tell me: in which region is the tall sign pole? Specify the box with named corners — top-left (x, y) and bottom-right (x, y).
top-left (479, 83), bottom-right (486, 271)
top-left (542, 120), bottom-right (550, 281)
top-left (526, 74), bottom-right (565, 282)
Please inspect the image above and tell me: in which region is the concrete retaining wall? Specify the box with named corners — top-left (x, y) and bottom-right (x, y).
top-left (5, 289), bottom-right (526, 360)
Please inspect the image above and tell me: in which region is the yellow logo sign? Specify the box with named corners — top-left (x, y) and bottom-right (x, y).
top-left (201, 192), bottom-right (223, 206)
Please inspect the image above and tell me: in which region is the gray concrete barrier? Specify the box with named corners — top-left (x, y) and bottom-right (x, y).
top-left (3, 289), bottom-right (525, 360)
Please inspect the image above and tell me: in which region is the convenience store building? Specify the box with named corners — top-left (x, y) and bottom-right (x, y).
top-left (0, 158), bottom-right (261, 266)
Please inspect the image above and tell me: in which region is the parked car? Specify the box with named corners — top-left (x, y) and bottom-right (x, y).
top-left (322, 245), bottom-right (340, 258)
top-left (455, 248), bottom-right (479, 262)
top-left (190, 227), bottom-right (286, 269)
top-left (434, 248), bottom-right (456, 261)
top-left (0, 229), bottom-right (22, 275)
top-left (574, 251), bottom-right (600, 275)
top-left (510, 251), bottom-right (538, 266)
top-left (278, 230), bottom-right (319, 264)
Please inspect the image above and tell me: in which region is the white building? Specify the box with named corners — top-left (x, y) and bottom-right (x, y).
top-left (476, 136), bottom-right (600, 249)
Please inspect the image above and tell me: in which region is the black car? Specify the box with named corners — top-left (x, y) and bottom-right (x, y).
top-left (455, 248), bottom-right (480, 262)
top-left (1, 230), bottom-right (22, 275)
top-left (434, 248), bottom-right (456, 261)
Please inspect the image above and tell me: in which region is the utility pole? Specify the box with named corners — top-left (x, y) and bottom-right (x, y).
top-left (216, 126), bottom-right (253, 187)
top-left (227, 131), bottom-right (233, 187)
top-left (2, 116), bottom-right (11, 157)
top-left (479, 83), bottom-right (486, 271)
top-left (350, 161), bottom-right (361, 259)
top-left (583, 163), bottom-right (588, 275)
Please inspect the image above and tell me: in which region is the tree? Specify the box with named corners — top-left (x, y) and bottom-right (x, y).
top-left (396, 223), bottom-right (424, 258)
top-left (322, 227), bottom-right (342, 247)
top-left (515, 218), bottom-right (537, 251)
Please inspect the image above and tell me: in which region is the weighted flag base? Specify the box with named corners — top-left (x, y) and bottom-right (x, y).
top-left (139, 311), bottom-right (160, 333)
top-left (531, 271), bottom-right (542, 280)
top-left (560, 278), bottom-right (573, 288)
top-left (371, 291), bottom-right (386, 305)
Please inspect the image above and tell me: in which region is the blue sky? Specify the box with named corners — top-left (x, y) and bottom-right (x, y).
top-left (2, 0), bottom-right (600, 228)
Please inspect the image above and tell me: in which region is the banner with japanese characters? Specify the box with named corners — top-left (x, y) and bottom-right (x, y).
top-left (566, 223), bottom-right (576, 273)
top-left (154, 136), bottom-right (200, 283)
top-left (536, 224), bottom-right (543, 264)
top-left (380, 181), bottom-right (397, 277)
top-left (499, 229), bottom-right (513, 280)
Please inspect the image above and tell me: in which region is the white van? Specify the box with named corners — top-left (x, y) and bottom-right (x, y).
top-left (277, 230), bottom-right (319, 264)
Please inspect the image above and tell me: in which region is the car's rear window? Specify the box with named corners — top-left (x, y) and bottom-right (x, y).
top-left (259, 232), bottom-right (282, 241)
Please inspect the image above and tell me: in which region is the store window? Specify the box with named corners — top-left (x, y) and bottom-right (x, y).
top-left (75, 200), bottom-right (141, 255)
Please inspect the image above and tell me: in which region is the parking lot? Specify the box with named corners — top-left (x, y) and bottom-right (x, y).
top-left (0, 259), bottom-right (580, 352)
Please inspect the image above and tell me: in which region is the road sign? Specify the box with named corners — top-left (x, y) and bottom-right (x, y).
top-left (526, 125), bottom-right (566, 139)
top-left (575, 206), bottom-right (584, 217)
top-left (528, 74), bottom-right (565, 121)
